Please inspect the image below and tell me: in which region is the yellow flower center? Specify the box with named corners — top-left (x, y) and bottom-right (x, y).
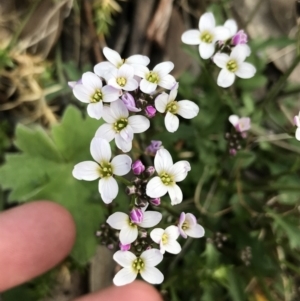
top-left (160, 172), bottom-right (174, 185)
top-left (226, 59), bottom-right (238, 72)
top-left (132, 258), bottom-right (145, 272)
top-left (182, 221), bottom-right (189, 231)
top-left (117, 77), bottom-right (127, 87)
top-left (200, 31), bottom-right (213, 43)
top-left (166, 101), bottom-right (178, 114)
top-left (91, 89), bottom-right (103, 103)
top-left (113, 118), bottom-right (128, 133)
top-left (146, 71), bottom-right (159, 84)
top-left (162, 233), bottom-right (168, 245)
top-left (98, 162), bottom-right (113, 178)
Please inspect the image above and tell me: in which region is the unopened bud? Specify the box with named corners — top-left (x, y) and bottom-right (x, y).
top-left (119, 243), bottom-right (131, 251)
top-left (232, 30), bottom-right (248, 45)
top-left (121, 92), bottom-right (141, 112)
top-left (149, 197), bottom-right (161, 206)
top-left (132, 160), bottom-right (145, 175)
top-left (135, 197), bottom-right (149, 208)
top-left (136, 98), bottom-right (148, 108)
top-left (126, 185), bottom-right (137, 195)
top-left (145, 105), bottom-right (156, 118)
top-left (144, 166), bottom-right (155, 178)
top-left (130, 208), bottom-right (144, 223)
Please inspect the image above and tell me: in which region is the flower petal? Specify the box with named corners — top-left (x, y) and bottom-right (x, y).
top-left (90, 137), bottom-right (111, 163)
top-left (128, 115), bottom-right (150, 133)
top-left (165, 112), bottom-right (179, 133)
top-left (199, 12), bottom-right (215, 31)
top-left (107, 212), bottom-right (129, 230)
top-left (181, 29), bottom-right (201, 45)
top-left (230, 44), bottom-right (249, 63)
top-left (185, 213), bottom-right (197, 227)
top-left (140, 79), bottom-right (157, 94)
top-left (236, 62), bottom-right (256, 79)
top-left (150, 228), bottom-right (164, 244)
top-left (126, 54), bottom-right (150, 66)
top-left (120, 126), bottom-right (134, 142)
top-left (164, 240), bottom-right (181, 254)
top-left (185, 224), bottom-right (205, 238)
top-left (123, 78), bottom-right (139, 91)
top-left (228, 115), bottom-right (239, 127)
top-left (170, 160), bottom-right (191, 182)
top-left (110, 99), bottom-right (129, 119)
top-left (141, 248), bottom-right (163, 267)
top-left (155, 93), bottom-right (169, 113)
top-left (103, 47), bottom-right (122, 67)
top-left (98, 177), bottom-right (118, 203)
top-left (140, 267), bottom-right (164, 284)
top-left (113, 267), bottom-right (137, 286)
top-left (154, 62), bottom-right (174, 77)
top-left (95, 123), bottom-right (116, 142)
top-left (115, 134), bottom-right (132, 152)
top-left (199, 43), bottom-right (215, 59)
top-left (113, 250), bottom-right (136, 267)
top-left (177, 100), bottom-right (199, 119)
top-left (102, 85), bottom-right (120, 103)
top-left (138, 211), bottom-right (162, 228)
top-left (217, 69), bottom-right (235, 88)
top-left (165, 225), bottom-right (180, 240)
top-left (159, 74), bottom-right (176, 90)
top-left (213, 53), bottom-right (229, 69)
top-left (120, 225), bottom-right (138, 244)
top-left (296, 128), bottom-right (300, 141)
top-left (213, 26), bottom-right (231, 41)
top-left (94, 61), bottom-right (115, 78)
top-left (111, 154), bottom-right (132, 176)
top-left (146, 176), bottom-right (168, 198)
top-left (87, 102), bottom-right (103, 120)
top-left (224, 19), bottom-right (238, 36)
top-left (118, 64), bottom-right (135, 78)
top-left (82, 72), bottom-right (103, 89)
top-left (73, 85), bottom-right (93, 103)
top-left (72, 161), bottom-right (99, 180)
top-left (168, 184), bottom-right (183, 205)
top-left (155, 148), bottom-right (173, 174)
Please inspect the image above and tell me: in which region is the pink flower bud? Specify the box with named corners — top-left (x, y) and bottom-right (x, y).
top-left (229, 148), bottom-right (237, 156)
top-left (144, 166), bottom-right (155, 178)
top-left (121, 93), bottom-right (141, 112)
top-left (232, 30), bottom-right (248, 45)
top-left (119, 243), bottom-right (131, 251)
top-left (145, 105), bottom-right (156, 118)
top-left (149, 197), bottom-right (161, 206)
top-left (145, 140), bottom-right (162, 156)
top-left (132, 160), bottom-right (145, 175)
top-left (130, 208), bottom-right (143, 224)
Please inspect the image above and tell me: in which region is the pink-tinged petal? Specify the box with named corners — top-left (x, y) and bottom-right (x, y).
top-left (217, 69), bottom-right (235, 88)
top-left (146, 176), bottom-right (168, 198)
top-left (164, 240), bottom-right (181, 254)
top-left (165, 112), bottom-right (179, 133)
top-left (155, 92), bottom-right (169, 113)
top-left (181, 29), bottom-right (201, 45)
top-left (199, 12), bottom-right (215, 31)
top-left (159, 74), bottom-right (176, 90)
top-left (170, 160), bottom-right (191, 182)
top-left (94, 61), bottom-right (115, 78)
top-left (95, 123), bottom-right (116, 142)
top-left (120, 126), bottom-right (134, 142)
top-left (296, 128), bottom-right (300, 141)
top-left (103, 47), bottom-right (122, 67)
top-left (102, 85), bottom-right (120, 103)
top-left (82, 71), bottom-right (103, 89)
top-left (213, 26), bottom-right (231, 42)
top-left (120, 225), bottom-right (138, 244)
top-left (113, 250), bottom-right (136, 267)
top-left (115, 134), bottom-right (132, 152)
top-left (153, 61), bottom-right (174, 77)
top-left (107, 212), bottom-right (129, 229)
top-left (185, 213), bottom-right (197, 226)
top-left (140, 79), bottom-right (157, 94)
top-left (111, 154), bottom-right (132, 176)
top-left (141, 249), bottom-right (163, 267)
top-left (128, 115), bottom-right (150, 133)
top-left (113, 268), bottom-right (137, 286)
top-left (72, 161), bottom-right (99, 180)
top-left (178, 212), bottom-right (188, 238)
top-left (185, 223), bottom-right (205, 238)
top-left (199, 43), bottom-right (215, 59)
top-left (224, 19), bottom-right (238, 36)
top-left (73, 85), bottom-right (93, 103)
top-left (118, 64), bottom-right (135, 79)
top-left (126, 54), bottom-right (150, 66)
top-left (154, 148), bottom-right (173, 174)
top-left (87, 102), bottom-right (103, 120)
top-left (236, 62), bottom-right (256, 79)
top-left (177, 100), bottom-right (199, 119)
top-left (138, 211), bottom-right (162, 228)
top-left (123, 78), bottom-right (139, 91)
top-left (140, 267), bottom-right (164, 284)
top-left (110, 99), bottom-right (129, 119)
top-left (228, 115), bottom-right (240, 127)
top-left (90, 137), bottom-right (111, 163)
top-left (98, 177), bottom-right (118, 204)
top-left (150, 228), bottom-right (164, 244)
top-left (168, 184), bottom-right (183, 205)
top-left (294, 115), bottom-right (300, 127)
top-left (213, 53), bottom-right (229, 69)
top-left (230, 44), bottom-right (249, 63)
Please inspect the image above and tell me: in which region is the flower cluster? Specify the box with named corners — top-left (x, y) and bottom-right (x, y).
top-left (181, 12), bottom-right (256, 87)
top-left (71, 46), bottom-right (204, 286)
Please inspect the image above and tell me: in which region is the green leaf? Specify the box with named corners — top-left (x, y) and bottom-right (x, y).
top-left (0, 106), bottom-right (105, 264)
top-left (226, 268), bottom-right (246, 301)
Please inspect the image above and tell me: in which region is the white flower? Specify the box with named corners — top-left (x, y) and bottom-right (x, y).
top-left (229, 115), bottom-right (251, 132)
top-left (94, 47), bottom-right (150, 79)
top-left (178, 212), bottom-right (205, 239)
top-left (107, 210), bottom-right (162, 245)
top-left (146, 149), bottom-right (191, 205)
top-left (113, 249), bottom-right (164, 286)
top-left (213, 45), bottom-right (256, 88)
top-left (224, 19), bottom-right (238, 38)
top-left (73, 72), bottom-right (120, 119)
top-left (95, 99), bottom-right (150, 152)
top-left (107, 64), bottom-right (139, 91)
top-left (155, 83), bottom-right (199, 132)
top-left (136, 62), bottom-right (176, 94)
top-left (181, 12), bottom-right (230, 59)
top-left (294, 112), bottom-right (300, 141)
top-left (150, 225), bottom-right (181, 254)
top-left (72, 137), bottom-right (131, 204)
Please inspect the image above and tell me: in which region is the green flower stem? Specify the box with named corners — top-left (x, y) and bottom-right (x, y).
top-left (114, 175), bottom-right (131, 186)
top-left (160, 203), bottom-right (179, 217)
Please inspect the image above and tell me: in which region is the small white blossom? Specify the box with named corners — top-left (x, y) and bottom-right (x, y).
top-left (113, 249), bottom-right (164, 286)
top-left (136, 62), bottom-right (176, 94)
top-left (94, 47), bottom-right (150, 79)
top-left (95, 99), bottom-right (150, 152)
top-left (107, 210), bottom-right (162, 245)
top-left (150, 225), bottom-right (181, 254)
top-left (178, 212), bottom-right (205, 239)
top-left (181, 12), bottom-right (230, 59)
top-left (294, 112), bottom-right (300, 141)
top-left (213, 45), bottom-right (256, 88)
top-left (73, 72), bottom-right (119, 119)
top-left (146, 149), bottom-right (191, 205)
top-left (155, 83), bottom-right (199, 132)
top-left (229, 115), bottom-right (251, 132)
top-left (72, 137), bottom-right (131, 204)
top-left (224, 19), bottom-right (238, 38)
